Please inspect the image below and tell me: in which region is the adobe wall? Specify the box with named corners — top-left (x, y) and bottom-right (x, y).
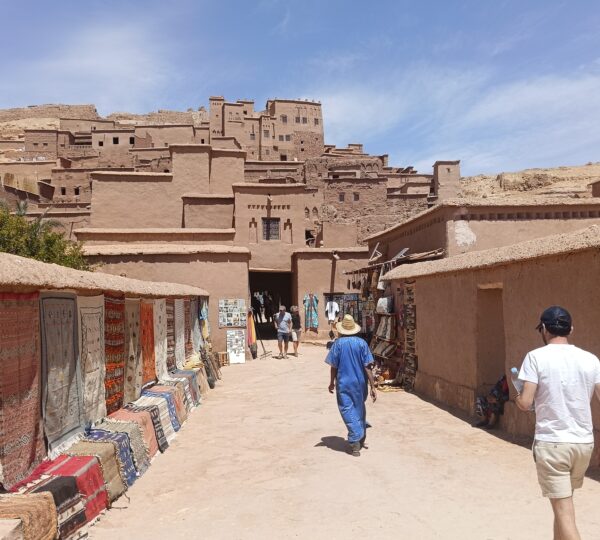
top-left (75, 228), bottom-right (235, 245)
top-left (210, 150), bottom-right (245, 193)
top-left (0, 161), bottom-right (55, 194)
top-left (293, 249), bottom-right (370, 337)
top-left (86, 252), bottom-right (249, 351)
top-left (0, 140), bottom-right (24, 150)
top-left (406, 250), bottom-right (600, 463)
top-left (320, 221), bottom-right (358, 247)
top-left (182, 196), bottom-right (234, 228)
top-left (0, 104), bottom-right (99, 122)
top-left (59, 118), bottom-right (116, 132)
top-left (170, 145), bottom-right (211, 193)
top-left (134, 125), bottom-right (195, 148)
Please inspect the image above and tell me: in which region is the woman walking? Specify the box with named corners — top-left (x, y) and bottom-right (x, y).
top-left (290, 305), bottom-right (302, 357)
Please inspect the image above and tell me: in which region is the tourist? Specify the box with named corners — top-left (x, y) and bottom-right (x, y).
top-left (516, 306), bottom-right (600, 540)
top-left (274, 305), bottom-right (292, 359)
top-left (251, 293), bottom-right (262, 324)
top-left (474, 374), bottom-right (509, 429)
top-left (263, 291), bottom-right (274, 323)
top-left (290, 305), bottom-right (302, 356)
top-left (326, 314), bottom-right (377, 457)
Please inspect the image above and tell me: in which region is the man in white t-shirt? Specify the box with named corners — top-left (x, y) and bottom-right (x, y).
top-left (516, 306), bottom-right (600, 540)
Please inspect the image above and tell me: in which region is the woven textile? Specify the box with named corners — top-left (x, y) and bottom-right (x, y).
top-left (153, 299), bottom-right (169, 381)
top-left (190, 298), bottom-right (203, 353)
top-left (23, 474), bottom-right (87, 538)
top-left (123, 404), bottom-right (168, 453)
top-left (132, 396), bottom-right (176, 443)
top-left (0, 293), bottom-right (46, 490)
top-left (109, 409), bottom-right (158, 459)
top-left (66, 440), bottom-right (127, 503)
top-left (86, 430), bottom-right (137, 487)
top-left (0, 492), bottom-right (58, 540)
top-left (166, 299), bottom-right (176, 371)
top-left (40, 292), bottom-right (84, 456)
top-left (174, 299), bottom-right (186, 369)
top-left (124, 299), bottom-right (143, 403)
top-left (173, 369), bottom-right (201, 406)
top-left (195, 364), bottom-right (210, 396)
top-left (104, 295), bottom-right (126, 414)
top-left (17, 454), bottom-right (108, 523)
top-left (141, 390), bottom-right (182, 431)
top-left (95, 418), bottom-right (149, 475)
top-left (140, 300), bottom-right (157, 386)
top-left (77, 295), bottom-right (107, 424)
top-left (162, 376), bottom-right (194, 411)
top-left (152, 384), bottom-right (188, 423)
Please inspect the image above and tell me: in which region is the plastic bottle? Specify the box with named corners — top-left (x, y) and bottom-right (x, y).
top-left (510, 367), bottom-right (524, 393)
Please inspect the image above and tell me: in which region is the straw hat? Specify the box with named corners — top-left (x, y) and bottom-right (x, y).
top-left (335, 314), bottom-right (361, 336)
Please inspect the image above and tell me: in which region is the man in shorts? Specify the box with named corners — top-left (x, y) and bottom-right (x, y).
top-left (274, 305), bottom-right (292, 359)
top-left (516, 306), bottom-right (600, 540)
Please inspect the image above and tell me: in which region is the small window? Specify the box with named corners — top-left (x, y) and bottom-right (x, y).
top-left (300, 140), bottom-right (304, 144)
top-left (262, 217), bottom-right (280, 240)
top-left (43, 142), bottom-right (48, 147)
top-left (279, 135), bottom-right (284, 141)
top-left (281, 115), bottom-right (288, 123)
top-left (301, 148), bottom-right (304, 152)
top-left (33, 143), bottom-right (39, 147)
top-left (314, 118), bottom-right (320, 126)
top-left (447, 167), bottom-right (451, 173)
top-left (113, 137), bottom-right (119, 144)
top-left (263, 130), bottom-right (270, 138)
top-left (74, 187), bottom-right (80, 196)
top-left (265, 149), bottom-right (270, 155)
top-left (353, 192), bottom-right (360, 201)
top-left (305, 207), bottom-right (310, 218)
top-left (280, 154), bottom-right (287, 161)
top-left (201, 138), bottom-right (205, 144)
top-left (98, 140), bottom-right (104, 147)
top-left (129, 136), bottom-right (135, 145)
top-left (60, 187), bottom-right (66, 196)
top-left (243, 110), bottom-right (247, 115)
top-left (339, 192), bottom-right (345, 202)
top-left (302, 117), bottom-right (307, 124)
top-left (164, 142), bottom-right (168, 147)
top-left (164, 169), bottom-right (170, 173)
top-left (285, 134), bottom-right (291, 141)
top-left (250, 133), bottom-right (256, 140)
top-left (295, 116), bottom-right (301, 123)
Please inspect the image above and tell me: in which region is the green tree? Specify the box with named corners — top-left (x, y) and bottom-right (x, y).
top-left (0, 202), bottom-right (91, 270)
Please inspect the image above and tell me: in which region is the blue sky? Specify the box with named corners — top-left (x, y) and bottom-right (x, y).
top-left (1, 0), bottom-right (600, 175)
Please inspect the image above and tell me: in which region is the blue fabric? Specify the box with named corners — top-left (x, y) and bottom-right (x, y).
top-left (325, 336), bottom-right (374, 443)
top-left (142, 390), bottom-right (181, 432)
top-left (303, 294), bottom-right (319, 329)
top-left (86, 429), bottom-right (137, 486)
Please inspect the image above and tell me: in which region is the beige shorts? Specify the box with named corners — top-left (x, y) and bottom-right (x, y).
top-left (533, 441), bottom-right (594, 498)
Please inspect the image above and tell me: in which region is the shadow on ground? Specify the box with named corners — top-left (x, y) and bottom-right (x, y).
top-left (315, 436), bottom-right (349, 454)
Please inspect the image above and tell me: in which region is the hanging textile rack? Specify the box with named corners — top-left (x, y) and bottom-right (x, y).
top-left (343, 248), bottom-right (445, 275)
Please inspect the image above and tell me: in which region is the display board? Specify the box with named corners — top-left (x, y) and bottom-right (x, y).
top-left (226, 329), bottom-right (246, 364)
top-left (218, 298), bottom-right (246, 328)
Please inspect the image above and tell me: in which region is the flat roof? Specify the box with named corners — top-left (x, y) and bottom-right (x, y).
top-left (364, 197), bottom-right (600, 242)
top-left (383, 225), bottom-right (600, 281)
top-left (0, 252), bottom-right (208, 297)
top-left (75, 227), bottom-right (235, 235)
top-left (292, 247), bottom-right (369, 255)
top-left (90, 171), bottom-right (172, 182)
top-left (232, 182), bottom-right (305, 190)
top-left (181, 193), bottom-right (235, 200)
top-left (84, 244), bottom-right (250, 257)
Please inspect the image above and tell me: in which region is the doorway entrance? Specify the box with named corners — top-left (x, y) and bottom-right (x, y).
top-left (249, 271), bottom-right (293, 339)
top-left (476, 285), bottom-right (506, 393)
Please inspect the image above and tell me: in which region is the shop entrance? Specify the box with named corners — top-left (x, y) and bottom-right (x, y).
top-left (249, 271), bottom-right (293, 339)
top-left (476, 285), bottom-right (506, 392)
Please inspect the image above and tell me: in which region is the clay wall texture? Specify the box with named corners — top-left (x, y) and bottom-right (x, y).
top-left (134, 125), bottom-right (195, 148)
top-left (0, 104), bottom-right (98, 123)
top-left (183, 197), bottom-right (235, 229)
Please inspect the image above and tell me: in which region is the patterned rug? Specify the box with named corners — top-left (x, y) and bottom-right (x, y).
top-left (124, 299), bottom-right (143, 403)
top-left (0, 492), bottom-right (58, 540)
top-left (151, 384), bottom-right (188, 424)
top-left (77, 295), bottom-right (107, 424)
top-left (153, 299), bottom-right (169, 381)
top-left (190, 297), bottom-right (203, 355)
top-left (140, 300), bottom-right (157, 386)
top-left (86, 430), bottom-right (137, 487)
top-left (172, 369), bottom-right (201, 406)
top-left (95, 418), bottom-right (150, 475)
top-left (66, 439), bottom-right (127, 503)
top-left (104, 294), bottom-right (126, 414)
top-left (161, 378), bottom-right (193, 411)
top-left (40, 292), bottom-right (84, 456)
top-left (142, 389), bottom-right (182, 431)
top-left (175, 299), bottom-right (187, 368)
top-left (109, 409), bottom-right (158, 459)
top-left (133, 396), bottom-right (176, 443)
top-left (166, 299), bottom-right (176, 371)
top-left (0, 292), bottom-right (46, 491)
top-left (123, 404), bottom-right (169, 453)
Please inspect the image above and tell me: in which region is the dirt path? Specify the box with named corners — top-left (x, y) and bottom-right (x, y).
top-left (89, 343), bottom-right (600, 539)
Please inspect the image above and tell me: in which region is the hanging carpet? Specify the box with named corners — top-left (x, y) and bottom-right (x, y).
top-left (174, 299), bottom-right (186, 369)
top-left (104, 294), bottom-right (126, 414)
top-left (140, 300), bottom-right (157, 386)
top-left (153, 299), bottom-right (169, 381)
top-left (124, 298), bottom-right (143, 403)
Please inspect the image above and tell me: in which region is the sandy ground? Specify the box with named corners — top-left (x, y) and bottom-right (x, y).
top-left (89, 343), bottom-right (600, 540)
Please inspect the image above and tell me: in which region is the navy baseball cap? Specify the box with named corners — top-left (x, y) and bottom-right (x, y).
top-left (536, 306), bottom-right (572, 336)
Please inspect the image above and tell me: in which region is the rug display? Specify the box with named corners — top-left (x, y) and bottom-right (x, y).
top-left (0, 492), bottom-right (58, 540)
top-left (152, 384), bottom-right (188, 423)
top-left (95, 418), bottom-right (150, 475)
top-left (86, 430), bottom-right (137, 487)
top-left (104, 294), bottom-right (126, 415)
top-left (174, 299), bottom-right (186, 369)
top-left (77, 295), bottom-right (107, 424)
top-left (122, 404), bottom-right (169, 453)
top-left (132, 396), bottom-right (176, 443)
top-left (109, 409), bottom-right (158, 459)
top-left (22, 474), bottom-right (87, 538)
top-left (40, 292), bottom-right (84, 456)
top-left (141, 390), bottom-right (181, 432)
top-left (124, 299), bottom-right (143, 403)
top-left (172, 369), bottom-right (201, 406)
top-left (153, 299), bottom-right (169, 381)
top-left (0, 292), bottom-right (46, 490)
top-left (66, 440), bottom-right (127, 503)
top-left (166, 299), bottom-right (176, 372)
top-left (190, 297), bottom-right (203, 354)
top-left (140, 300), bottom-right (157, 386)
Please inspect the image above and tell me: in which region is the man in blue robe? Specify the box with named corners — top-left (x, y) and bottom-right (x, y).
top-left (326, 314), bottom-right (377, 456)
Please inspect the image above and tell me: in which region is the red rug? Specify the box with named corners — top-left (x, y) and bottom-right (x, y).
top-left (104, 294), bottom-right (126, 414)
